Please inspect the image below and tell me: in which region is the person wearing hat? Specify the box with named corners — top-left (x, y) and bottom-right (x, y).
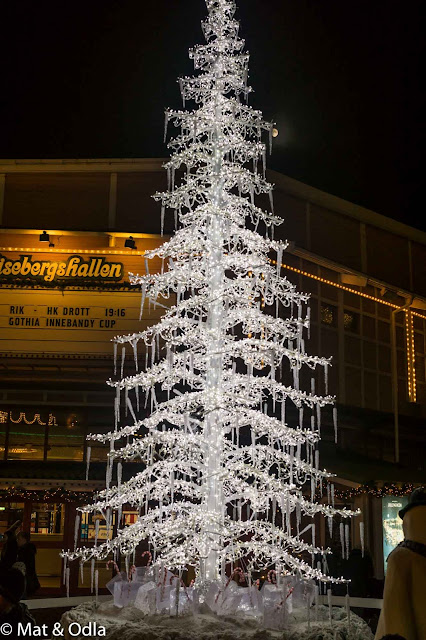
top-left (375, 487), bottom-right (426, 640)
top-left (0, 565), bottom-right (35, 640)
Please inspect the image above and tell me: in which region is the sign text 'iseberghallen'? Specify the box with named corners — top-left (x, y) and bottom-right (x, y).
top-left (0, 253), bottom-right (123, 282)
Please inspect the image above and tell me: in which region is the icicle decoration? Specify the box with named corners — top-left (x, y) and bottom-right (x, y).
top-left (345, 591), bottom-right (351, 631)
top-left (345, 522), bottom-right (350, 560)
top-left (327, 588), bottom-right (332, 627)
top-left (74, 514), bottom-right (80, 550)
top-left (340, 522), bottom-right (345, 558)
top-left (85, 446), bottom-right (91, 481)
top-left (91, 559), bottom-right (95, 593)
top-left (360, 521), bottom-right (365, 558)
top-left (333, 407), bottom-right (338, 444)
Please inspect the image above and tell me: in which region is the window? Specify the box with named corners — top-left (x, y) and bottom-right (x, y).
top-left (7, 412), bottom-right (46, 460)
top-left (80, 511), bottom-right (116, 541)
top-left (0, 503), bottom-right (25, 532)
top-left (46, 414), bottom-right (84, 461)
top-left (321, 303), bottom-right (338, 328)
top-left (0, 407), bottom-right (88, 461)
top-left (30, 503), bottom-right (65, 536)
top-left (343, 310), bottom-right (359, 334)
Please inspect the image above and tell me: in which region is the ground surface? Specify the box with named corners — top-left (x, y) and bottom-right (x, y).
top-left (55, 600), bottom-right (374, 640)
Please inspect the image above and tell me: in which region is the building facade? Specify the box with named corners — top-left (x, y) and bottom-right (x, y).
top-left (0, 158), bottom-right (425, 595)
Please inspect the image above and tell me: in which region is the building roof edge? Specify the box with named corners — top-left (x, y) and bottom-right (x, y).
top-left (268, 169), bottom-right (426, 247)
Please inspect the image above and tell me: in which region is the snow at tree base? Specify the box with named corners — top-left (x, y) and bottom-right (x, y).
top-left (61, 0), bottom-right (364, 631)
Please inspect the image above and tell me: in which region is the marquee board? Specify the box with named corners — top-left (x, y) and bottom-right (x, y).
top-left (0, 289), bottom-right (167, 356)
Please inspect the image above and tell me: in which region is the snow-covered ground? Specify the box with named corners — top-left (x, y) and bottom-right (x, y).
top-left (58, 600), bottom-right (374, 640)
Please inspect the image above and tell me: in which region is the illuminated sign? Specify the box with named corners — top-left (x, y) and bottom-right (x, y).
top-left (382, 496), bottom-right (409, 573)
top-left (0, 237), bottom-right (169, 357)
top-left (0, 289), bottom-right (165, 356)
top-left (0, 254), bottom-right (123, 283)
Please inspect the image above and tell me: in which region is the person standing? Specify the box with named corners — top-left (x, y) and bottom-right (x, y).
top-left (375, 487), bottom-right (426, 640)
top-left (0, 520), bottom-right (21, 570)
top-left (0, 566), bottom-right (35, 640)
top-left (16, 532), bottom-right (40, 597)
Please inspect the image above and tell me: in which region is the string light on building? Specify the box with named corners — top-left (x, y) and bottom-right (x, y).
top-left (62, 0), bottom-right (358, 591)
top-left (405, 309), bottom-right (417, 403)
top-left (7, 411), bottom-right (58, 426)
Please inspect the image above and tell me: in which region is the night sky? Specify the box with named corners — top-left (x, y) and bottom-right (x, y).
top-left (1, 0), bottom-right (424, 230)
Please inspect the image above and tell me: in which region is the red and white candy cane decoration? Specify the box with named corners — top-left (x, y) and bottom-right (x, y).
top-left (216, 568), bottom-right (246, 603)
top-left (275, 586), bottom-right (295, 610)
top-left (267, 570), bottom-right (277, 584)
top-left (106, 560), bottom-right (120, 575)
top-left (170, 574), bottom-right (191, 601)
top-left (128, 565), bottom-right (136, 581)
top-left (141, 551), bottom-right (152, 566)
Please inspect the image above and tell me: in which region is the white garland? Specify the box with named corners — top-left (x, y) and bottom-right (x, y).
top-left (62, 0), bottom-right (358, 586)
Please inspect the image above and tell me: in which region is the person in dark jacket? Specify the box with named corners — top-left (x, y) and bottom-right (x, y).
top-left (0, 566), bottom-right (35, 640)
top-left (0, 520), bottom-right (21, 569)
top-left (16, 531), bottom-right (40, 597)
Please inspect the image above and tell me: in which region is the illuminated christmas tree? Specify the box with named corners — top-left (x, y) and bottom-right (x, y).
top-left (63, 0), bottom-right (356, 593)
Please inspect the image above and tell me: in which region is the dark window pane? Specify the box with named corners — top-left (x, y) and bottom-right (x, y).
top-left (364, 371), bottom-right (377, 410)
top-left (321, 303), bottom-right (338, 328)
top-left (413, 316), bottom-right (425, 331)
top-left (363, 341), bottom-right (377, 370)
top-left (362, 297), bottom-right (376, 315)
top-left (362, 315), bottom-right (376, 340)
top-left (417, 383), bottom-right (426, 405)
top-left (395, 325), bottom-right (405, 349)
top-left (378, 321), bottom-right (391, 344)
top-left (343, 310), bottom-right (360, 334)
top-left (415, 356), bottom-right (425, 383)
top-left (345, 336), bottom-right (361, 366)
top-left (379, 376), bottom-right (393, 413)
top-left (345, 367), bottom-right (362, 407)
top-left (414, 332), bottom-right (424, 355)
top-left (343, 291), bottom-right (360, 309)
top-left (378, 304), bottom-right (391, 320)
top-left (301, 275), bottom-right (318, 295)
top-left (397, 350), bottom-right (407, 378)
top-left (320, 283), bottom-right (338, 302)
top-left (321, 328), bottom-right (338, 357)
top-left (378, 346), bottom-right (392, 373)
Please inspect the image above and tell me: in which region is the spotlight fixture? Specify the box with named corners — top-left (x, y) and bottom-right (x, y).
top-left (39, 231), bottom-right (50, 243)
top-left (124, 236), bottom-right (137, 250)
